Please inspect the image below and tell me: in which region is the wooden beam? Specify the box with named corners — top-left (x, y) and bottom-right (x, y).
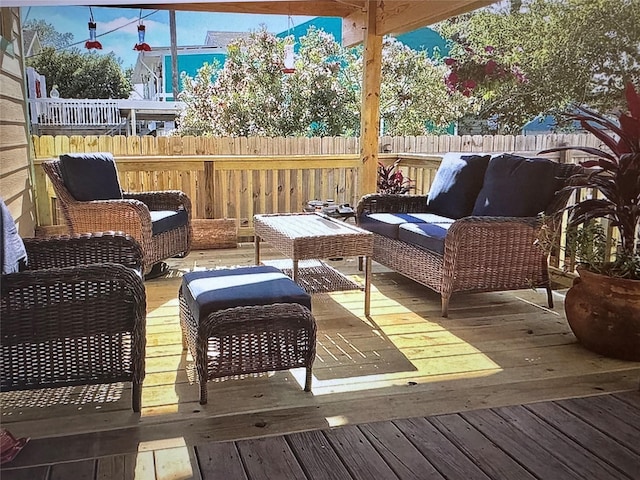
top-left (342, 9), bottom-right (366, 47)
top-left (377, 1), bottom-right (496, 36)
top-left (359, 0), bottom-right (383, 198)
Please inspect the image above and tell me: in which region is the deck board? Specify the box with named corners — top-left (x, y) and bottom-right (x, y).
top-left (285, 430), bottom-right (354, 480)
top-left (2, 394), bottom-right (640, 479)
top-left (236, 437), bottom-right (306, 480)
top-left (196, 441), bottom-right (247, 479)
top-left (556, 397), bottom-right (640, 454)
top-left (525, 401), bottom-right (640, 479)
top-left (358, 421), bottom-right (445, 480)
top-left (462, 407), bottom-right (583, 480)
top-left (494, 405), bottom-right (625, 480)
top-left (428, 413), bottom-right (536, 479)
top-left (1, 245), bottom-right (639, 478)
top-left (393, 416), bottom-right (493, 480)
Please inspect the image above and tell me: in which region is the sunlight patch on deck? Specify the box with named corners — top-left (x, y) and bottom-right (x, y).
top-left (289, 288), bottom-right (503, 395)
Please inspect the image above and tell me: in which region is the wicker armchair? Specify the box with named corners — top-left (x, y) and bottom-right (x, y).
top-left (42, 156), bottom-right (192, 275)
top-left (357, 162), bottom-right (580, 316)
top-left (0, 233), bottom-right (146, 412)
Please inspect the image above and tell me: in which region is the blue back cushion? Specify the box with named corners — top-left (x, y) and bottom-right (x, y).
top-left (472, 154), bottom-right (561, 217)
top-left (182, 265), bottom-right (311, 321)
top-left (59, 152), bottom-right (122, 201)
top-left (426, 153), bottom-right (491, 219)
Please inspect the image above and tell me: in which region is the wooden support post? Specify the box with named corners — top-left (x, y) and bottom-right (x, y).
top-left (359, 1), bottom-right (383, 198)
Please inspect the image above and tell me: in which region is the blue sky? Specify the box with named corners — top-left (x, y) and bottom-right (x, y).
top-left (22, 6), bottom-right (314, 69)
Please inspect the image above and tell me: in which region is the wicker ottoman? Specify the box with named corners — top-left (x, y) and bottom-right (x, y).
top-left (179, 265), bottom-right (317, 404)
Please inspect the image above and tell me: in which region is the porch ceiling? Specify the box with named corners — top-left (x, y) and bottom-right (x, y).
top-left (125, 1), bottom-right (496, 42)
top-left (7, 0), bottom-right (497, 48)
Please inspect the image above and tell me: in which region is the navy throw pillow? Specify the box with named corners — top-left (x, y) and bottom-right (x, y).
top-left (59, 152), bottom-right (122, 201)
top-left (472, 154), bottom-right (560, 217)
top-left (426, 153), bottom-right (491, 219)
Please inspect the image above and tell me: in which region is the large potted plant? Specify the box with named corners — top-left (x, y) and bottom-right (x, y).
top-left (540, 82), bottom-right (640, 361)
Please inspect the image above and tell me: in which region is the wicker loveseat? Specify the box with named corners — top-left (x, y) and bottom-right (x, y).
top-left (357, 153), bottom-right (579, 317)
top-left (0, 227), bottom-right (147, 412)
top-left (42, 152), bottom-right (192, 276)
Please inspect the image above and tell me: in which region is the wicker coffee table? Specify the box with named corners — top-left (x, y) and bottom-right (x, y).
top-left (254, 213), bottom-right (374, 315)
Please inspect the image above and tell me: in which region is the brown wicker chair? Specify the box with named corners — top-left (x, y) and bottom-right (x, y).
top-left (42, 156), bottom-right (192, 276)
top-left (357, 162), bottom-right (580, 317)
top-left (0, 233), bottom-right (146, 412)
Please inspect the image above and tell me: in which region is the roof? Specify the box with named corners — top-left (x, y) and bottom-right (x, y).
top-left (22, 29), bottom-right (42, 58)
top-left (204, 31), bottom-right (252, 48)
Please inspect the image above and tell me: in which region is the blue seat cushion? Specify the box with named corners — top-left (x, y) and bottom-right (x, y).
top-left (150, 209), bottom-right (189, 235)
top-left (182, 265), bottom-right (312, 321)
top-left (358, 213), bottom-right (447, 239)
top-left (472, 154), bottom-right (561, 217)
top-left (59, 152), bottom-right (122, 201)
top-left (398, 219), bottom-right (454, 255)
top-left (426, 153), bottom-right (492, 219)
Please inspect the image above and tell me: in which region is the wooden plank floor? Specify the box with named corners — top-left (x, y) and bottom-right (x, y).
top-left (1, 243), bottom-right (639, 475)
top-left (3, 391), bottom-right (639, 479)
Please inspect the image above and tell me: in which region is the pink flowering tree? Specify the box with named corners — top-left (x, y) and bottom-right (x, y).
top-left (444, 44), bottom-right (526, 98)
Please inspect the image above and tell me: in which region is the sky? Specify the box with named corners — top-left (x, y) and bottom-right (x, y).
top-left (22, 6), bottom-right (315, 69)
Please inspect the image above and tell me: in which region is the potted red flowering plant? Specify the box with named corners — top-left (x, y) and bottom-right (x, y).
top-left (377, 159), bottom-right (413, 194)
top-left (539, 82), bottom-right (640, 361)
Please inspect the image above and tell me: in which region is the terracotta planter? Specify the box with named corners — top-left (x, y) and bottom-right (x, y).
top-left (564, 267), bottom-right (640, 361)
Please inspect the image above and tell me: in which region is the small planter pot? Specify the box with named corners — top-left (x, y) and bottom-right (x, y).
top-left (565, 267), bottom-right (640, 361)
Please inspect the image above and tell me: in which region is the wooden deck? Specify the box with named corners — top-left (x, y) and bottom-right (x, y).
top-left (1, 244), bottom-right (639, 477)
top-left (3, 391), bottom-right (639, 479)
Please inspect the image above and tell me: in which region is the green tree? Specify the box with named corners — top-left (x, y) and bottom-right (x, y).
top-left (347, 37), bottom-right (472, 136)
top-left (178, 27), bottom-right (357, 137)
top-left (437, 0), bottom-right (640, 133)
top-left (27, 47), bottom-right (131, 99)
top-left (23, 19), bottom-right (73, 49)
top-left (177, 27), bottom-right (472, 137)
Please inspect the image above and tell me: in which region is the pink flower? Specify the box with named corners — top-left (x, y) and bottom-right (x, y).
top-left (484, 45), bottom-right (495, 53)
top-left (484, 59), bottom-right (498, 75)
top-left (444, 57), bottom-right (457, 66)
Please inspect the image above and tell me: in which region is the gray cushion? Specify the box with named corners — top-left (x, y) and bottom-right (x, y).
top-left (472, 154), bottom-right (560, 217)
top-left (181, 265), bottom-right (311, 321)
top-left (150, 209), bottom-right (189, 235)
top-left (398, 219), bottom-right (454, 255)
top-left (59, 152), bottom-right (122, 201)
top-left (427, 153), bottom-right (491, 219)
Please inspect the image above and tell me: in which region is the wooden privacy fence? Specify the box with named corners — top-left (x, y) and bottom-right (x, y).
top-left (32, 133), bottom-right (602, 256)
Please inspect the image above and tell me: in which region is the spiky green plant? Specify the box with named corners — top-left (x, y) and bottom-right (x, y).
top-left (540, 82), bottom-right (640, 279)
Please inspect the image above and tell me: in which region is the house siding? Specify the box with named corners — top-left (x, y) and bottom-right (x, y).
top-left (0, 7), bottom-right (35, 236)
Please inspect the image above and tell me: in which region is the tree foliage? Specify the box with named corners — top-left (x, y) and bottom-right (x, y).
top-left (372, 37), bottom-right (471, 135)
top-left (23, 19), bottom-right (73, 49)
top-left (437, 0), bottom-right (640, 133)
top-left (27, 46), bottom-right (132, 99)
top-left (177, 27), bottom-right (472, 137)
top-left (178, 27), bottom-right (356, 136)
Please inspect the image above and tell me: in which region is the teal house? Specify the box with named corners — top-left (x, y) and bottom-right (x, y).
top-left (276, 16), bottom-right (449, 58)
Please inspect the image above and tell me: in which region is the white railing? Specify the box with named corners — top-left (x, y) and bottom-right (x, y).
top-left (29, 98), bottom-right (121, 127)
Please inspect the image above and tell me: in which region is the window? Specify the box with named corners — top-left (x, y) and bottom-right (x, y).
top-left (0, 10), bottom-right (16, 56)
